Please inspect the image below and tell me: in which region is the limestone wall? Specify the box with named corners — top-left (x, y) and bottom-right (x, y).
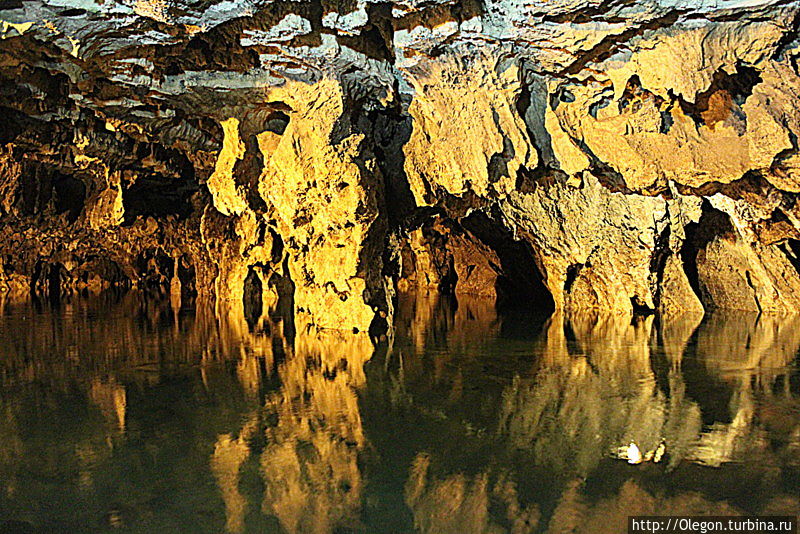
top-left (2, 0), bottom-right (800, 329)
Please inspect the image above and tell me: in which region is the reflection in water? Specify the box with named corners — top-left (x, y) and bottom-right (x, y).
top-left (371, 296), bottom-right (799, 533)
top-left (405, 453), bottom-right (540, 534)
top-left (88, 378), bottom-right (127, 433)
top-left (0, 292), bottom-right (797, 532)
top-left (260, 327), bottom-right (372, 534)
top-left (211, 430), bottom-right (251, 534)
top-left (497, 312), bottom-right (707, 474)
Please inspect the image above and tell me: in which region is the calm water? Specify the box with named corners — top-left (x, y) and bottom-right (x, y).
top-left (0, 293), bottom-right (798, 533)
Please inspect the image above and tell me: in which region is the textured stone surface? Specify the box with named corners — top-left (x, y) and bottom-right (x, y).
top-left (3, 0), bottom-right (800, 328)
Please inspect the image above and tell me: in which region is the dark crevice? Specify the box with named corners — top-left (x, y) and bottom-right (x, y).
top-left (679, 200), bottom-right (736, 307)
top-left (564, 263), bottom-right (583, 294)
top-left (53, 173), bottom-right (87, 223)
top-left (678, 65), bottom-right (762, 133)
top-left (617, 75), bottom-right (677, 139)
top-left (122, 174), bottom-right (198, 223)
top-left (549, 86), bottom-right (576, 111)
top-left (659, 108), bottom-right (674, 134)
top-left (235, 132), bottom-right (268, 212)
top-left (650, 225), bottom-right (671, 308)
top-left (336, 3), bottom-right (394, 62)
top-left (461, 209), bottom-right (555, 314)
top-left (779, 239), bottom-right (800, 277)
top-left (588, 93), bottom-right (612, 119)
top-left (265, 110), bottom-right (290, 135)
top-left (561, 10), bottom-right (683, 76)
top-left (390, 0), bottom-right (482, 35)
top-left (58, 8), bottom-right (87, 17)
top-left (121, 143), bottom-right (199, 223)
top-left (269, 227), bottom-right (284, 264)
top-left (588, 161), bottom-right (633, 194)
top-left (439, 255), bottom-right (458, 295)
top-left (177, 255), bottom-right (197, 295)
top-left (772, 7), bottom-right (800, 61)
top-left (487, 133), bottom-right (514, 185)
top-left (630, 296), bottom-right (654, 315)
top-left (268, 256), bottom-right (296, 344)
top-left (541, 0), bottom-right (635, 23)
top-left (618, 75), bottom-right (666, 113)
top-left (514, 74), bottom-right (550, 182)
top-left (673, 171), bottom-right (774, 200)
top-left (743, 270), bottom-right (761, 313)
top-left (13, 162), bottom-right (86, 222)
top-left (135, 249), bottom-right (174, 292)
top-left (0, 107), bottom-right (39, 143)
top-left (368, 106), bottom-right (415, 229)
top-left (243, 266), bottom-right (263, 330)
top-left (31, 260), bottom-right (66, 301)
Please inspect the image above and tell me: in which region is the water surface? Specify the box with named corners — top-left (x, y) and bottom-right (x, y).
top-left (0, 294), bottom-right (798, 533)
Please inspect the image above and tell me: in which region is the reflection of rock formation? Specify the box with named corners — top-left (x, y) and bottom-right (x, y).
top-left (549, 476), bottom-right (799, 533)
top-left (548, 480), bottom-right (743, 534)
top-left (0, 293), bottom-right (278, 391)
top-left (0, 290), bottom-right (799, 532)
top-left (259, 325), bottom-right (373, 534)
top-left (499, 313), bottom-right (702, 474)
top-left (88, 377), bottom-right (127, 433)
top-left (0, 292), bottom-right (377, 533)
top-left (0, 295), bottom-right (281, 531)
top-left (405, 454), bottom-right (540, 534)
top-left (684, 313), bottom-right (800, 468)
top-left (498, 311), bottom-right (800, 474)
top-left (374, 299), bottom-right (800, 532)
top-left (695, 313), bottom-right (800, 375)
top-left (0, 405), bottom-right (23, 499)
top-left (211, 432), bottom-right (251, 534)
top-left (394, 293), bottom-right (502, 360)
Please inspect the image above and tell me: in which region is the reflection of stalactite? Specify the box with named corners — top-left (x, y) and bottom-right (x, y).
top-left (495, 310), bottom-right (800, 474)
top-left (0, 293), bottom-right (276, 391)
top-left (695, 313), bottom-right (800, 375)
top-left (684, 313), bottom-right (800, 467)
top-left (498, 313), bottom-right (693, 475)
top-left (259, 324), bottom-right (373, 534)
top-left (88, 377), bottom-right (126, 433)
top-left (405, 453), bottom-right (539, 534)
top-left (382, 298), bottom-right (800, 532)
top-left (395, 294), bottom-right (500, 358)
top-left (211, 433), bottom-right (250, 534)
top-left (0, 405), bottom-right (23, 498)
top-left (547, 479), bottom-right (747, 534)
top-left (0, 294), bottom-right (281, 531)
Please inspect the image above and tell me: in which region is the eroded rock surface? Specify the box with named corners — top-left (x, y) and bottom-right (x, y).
top-left (3, 0), bottom-right (800, 328)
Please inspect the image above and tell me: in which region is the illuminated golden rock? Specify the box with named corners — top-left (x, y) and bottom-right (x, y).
top-left (403, 51), bottom-right (536, 204)
top-left (2, 0), bottom-right (800, 328)
top-left (256, 80), bottom-right (388, 332)
top-left (207, 118), bottom-right (249, 217)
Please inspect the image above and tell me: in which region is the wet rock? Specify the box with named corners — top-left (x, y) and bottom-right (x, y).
top-left (2, 0), bottom-right (800, 328)
top-left (402, 49), bottom-right (536, 204)
top-left (256, 80), bottom-right (388, 332)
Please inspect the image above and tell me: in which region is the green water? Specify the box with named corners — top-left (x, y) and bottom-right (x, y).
top-left (0, 293), bottom-right (797, 533)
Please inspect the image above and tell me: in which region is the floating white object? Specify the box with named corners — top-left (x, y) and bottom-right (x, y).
top-left (627, 442), bottom-right (642, 464)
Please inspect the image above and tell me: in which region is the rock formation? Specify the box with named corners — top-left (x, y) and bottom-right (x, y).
top-left (3, 0), bottom-right (800, 329)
